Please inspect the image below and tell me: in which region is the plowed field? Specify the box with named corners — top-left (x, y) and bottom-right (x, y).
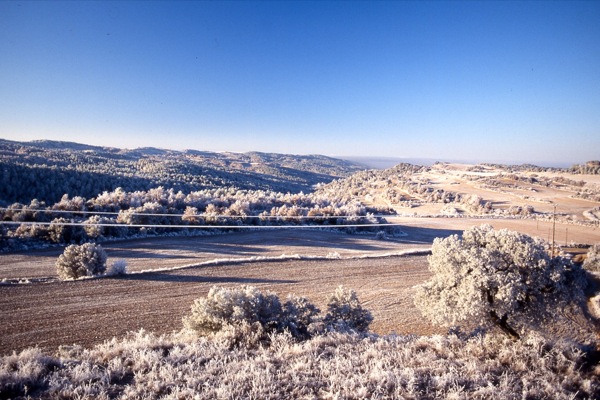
top-left (2, 218), bottom-right (599, 355)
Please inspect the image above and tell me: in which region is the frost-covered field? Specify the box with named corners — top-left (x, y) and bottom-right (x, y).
top-left (2, 329), bottom-right (599, 399)
top-left (0, 254), bottom-right (440, 355)
top-left (0, 229), bottom-right (443, 355)
top-left (2, 225), bottom-right (598, 354)
top-left (1, 225), bottom-right (599, 399)
top-left (0, 229), bottom-right (434, 281)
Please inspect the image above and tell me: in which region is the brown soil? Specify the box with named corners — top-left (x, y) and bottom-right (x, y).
top-left (1, 217), bottom-right (598, 356)
top-left (0, 254), bottom-right (441, 356)
top-left (0, 228), bottom-right (447, 355)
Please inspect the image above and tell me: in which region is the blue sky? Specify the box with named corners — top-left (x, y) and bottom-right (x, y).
top-left (1, 1), bottom-right (598, 166)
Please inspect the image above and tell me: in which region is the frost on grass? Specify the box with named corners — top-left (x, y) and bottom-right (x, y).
top-left (1, 329), bottom-right (598, 399)
top-left (2, 283), bottom-right (599, 399)
top-left (55, 243), bottom-right (107, 280)
top-left (414, 224), bottom-right (589, 340)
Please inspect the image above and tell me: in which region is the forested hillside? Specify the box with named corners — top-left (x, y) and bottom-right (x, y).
top-left (0, 139), bottom-right (363, 204)
top-left (0, 140), bottom-right (389, 251)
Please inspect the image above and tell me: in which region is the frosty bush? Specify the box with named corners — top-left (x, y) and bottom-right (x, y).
top-left (281, 294), bottom-right (321, 340)
top-left (56, 243), bottom-right (107, 280)
top-left (0, 347), bottom-right (61, 398)
top-left (106, 259), bottom-right (128, 276)
top-left (414, 225), bottom-right (587, 339)
top-left (324, 286), bottom-right (373, 333)
top-left (583, 244), bottom-right (600, 273)
top-left (183, 286), bottom-right (285, 344)
top-left (375, 230), bottom-right (386, 240)
top-left (183, 286), bottom-right (369, 344)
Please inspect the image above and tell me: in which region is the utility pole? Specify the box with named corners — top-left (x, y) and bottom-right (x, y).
top-left (551, 204), bottom-right (556, 257)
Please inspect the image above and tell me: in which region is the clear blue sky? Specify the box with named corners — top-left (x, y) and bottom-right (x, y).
top-left (1, 1), bottom-right (598, 166)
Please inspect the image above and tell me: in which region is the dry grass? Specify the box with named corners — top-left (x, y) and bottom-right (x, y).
top-left (1, 329), bottom-right (598, 399)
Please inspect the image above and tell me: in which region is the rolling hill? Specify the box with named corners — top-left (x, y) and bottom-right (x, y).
top-left (0, 139), bottom-right (364, 204)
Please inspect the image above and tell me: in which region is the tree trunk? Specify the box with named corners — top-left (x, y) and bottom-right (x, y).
top-left (489, 310), bottom-right (520, 340)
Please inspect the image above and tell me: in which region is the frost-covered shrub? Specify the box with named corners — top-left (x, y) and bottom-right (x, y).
top-left (107, 259), bottom-right (128, 276)
top-left (375, 230), bottom-right (386, 240)
top-left (56, 243), bottom-right (107, 280)
top-left (324, 286), bottom-right (373, 333)
top-left (583, 244), bottom-right (600, 273)
top-left (0, 347), bottom-right (61, 398)
top-left (13, 223), bottom-right (47, 240)
top-left (183, 286), bottom-right (284, 344)
top-left (281, 295), bottom-right (322, 339)
top-left (184, 286), bottom-right (370, 344)
top-left (414, 225), bottom-right (588, 339)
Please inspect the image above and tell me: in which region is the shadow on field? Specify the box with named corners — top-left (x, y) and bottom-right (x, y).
top-left (103, 230), bottom-right (395, 254)
top-left (264, 233), bottom-right (391, 252)
top-left (105, 249), bottom-right (199, 259)
top-left (118, 273), bottom-right (297, 284)
top-left (393, 226), bottom-right (463, 245)
top-left (106, 243), bottom-right (270, 259)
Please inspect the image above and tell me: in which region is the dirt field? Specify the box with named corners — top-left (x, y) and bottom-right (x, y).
top-left (388, 216), bottom-right (600, 246)
top-left (0, 225), bottom-right (454, 355)
top-left (0, 228), bottom-right (438, 281)
top-left (0, 252), bottom-right (440, 356)
top-left (1, 217), bottom-right (598, 356)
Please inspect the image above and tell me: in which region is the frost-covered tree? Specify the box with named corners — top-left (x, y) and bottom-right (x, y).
top-left (47, 217), bottom-right (86, 244)
top-left (414, 225), bottom-right (587, 339)
top-left (83, 215), bottom-right (103, 238)
top-left (56, 243), bottom-right (107, 280)
top-left (182, 206), bottom-right (203, 225)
